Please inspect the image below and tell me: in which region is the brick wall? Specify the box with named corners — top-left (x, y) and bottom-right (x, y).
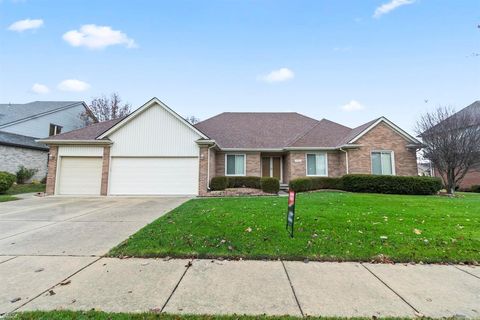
top-left (289, 152), bottom-right (307, 180)
top-left (328, 151), bottom-right (346, 177)
top-left (198, 146), bottom-right (209, 196)
top-left (347, 122), bottom-right (418, 176)
top-left (100, 146), bottom-right (110, 196)
top-left (45, 145), bottom-right (58, 195)
top-left (435, 166), bottom-right (480, 189)
top-left (0, 145), bottom-right (48, 181)
top-left (214, 152), bottom-right (261, 177)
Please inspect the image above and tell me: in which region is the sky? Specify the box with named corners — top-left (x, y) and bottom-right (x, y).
top-left (0, 0), bottom-right (479, 133)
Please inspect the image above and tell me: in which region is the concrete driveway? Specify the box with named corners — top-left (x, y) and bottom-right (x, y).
top-left (0, 196), bottom-right (189, 315)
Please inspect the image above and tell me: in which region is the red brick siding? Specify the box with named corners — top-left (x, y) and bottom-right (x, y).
top-left (45, 146), bottom-right (58, 195)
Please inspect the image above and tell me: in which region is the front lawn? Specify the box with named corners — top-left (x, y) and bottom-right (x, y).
top-left (6, 183), bottom-right (46, 195)
top-left (109, 192), bottom-right (480, 263)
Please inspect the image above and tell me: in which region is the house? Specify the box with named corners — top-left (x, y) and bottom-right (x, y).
top-left (39, 97), bottom-right (422, 196)
top-left (0, 101), bottom-right (92, 180)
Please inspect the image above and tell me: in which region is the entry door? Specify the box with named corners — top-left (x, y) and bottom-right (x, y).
top-left (261, 157), bottom-right (282, 181)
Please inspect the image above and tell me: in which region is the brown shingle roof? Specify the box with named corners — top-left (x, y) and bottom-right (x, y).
top-left (46, 118), bottom-right (123, 140)
top-left (288, 119), bottom-right (352, 147)
top-left (194, 112), bottom-right (319, 149)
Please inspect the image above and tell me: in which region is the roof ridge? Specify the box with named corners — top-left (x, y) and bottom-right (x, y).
top-left (285, 119), bottom-right (322, 147)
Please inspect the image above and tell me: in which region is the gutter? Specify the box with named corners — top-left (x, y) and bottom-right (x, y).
top-left (36, 139), bottom-right (113, 145)
top-left (207, 143), bottom-right (217, 191)
top-left (339, 147), bottom-right (349, 174)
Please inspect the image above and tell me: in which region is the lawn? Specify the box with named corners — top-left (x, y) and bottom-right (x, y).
top-left (6, 311), bottom-right (425, 320)
top-left (0, 183), bottom-right (46, 203)
top-left (109, 192), bottom-right (480, 263)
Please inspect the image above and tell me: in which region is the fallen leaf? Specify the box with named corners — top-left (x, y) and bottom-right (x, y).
top-left (414, 229), bottom-right (422, 235)
top-left (245, 227), bottom-right (252, 233)
top-left (10, 297), bottom-right (21, 303)
top-left (60, 280), bottom-right (71, 286)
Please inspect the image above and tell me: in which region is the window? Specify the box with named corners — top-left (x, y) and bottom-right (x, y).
top-left (225, 154), bottom-right (245, 176)
top-left (371, 151), bottom-right (394, 175)
top-left (306, 153), bottom-right (328, 176)
top-left (49, 124), bottom-right (62, 136)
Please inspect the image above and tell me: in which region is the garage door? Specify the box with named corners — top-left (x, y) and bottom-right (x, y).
top-left (58, 157), bottom-right (102, 195)
top-left (109, 157), bottom-right (198, 195)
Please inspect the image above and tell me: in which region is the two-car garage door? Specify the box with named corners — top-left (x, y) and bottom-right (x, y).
top-left (57, 157), bottom-right (198, 195)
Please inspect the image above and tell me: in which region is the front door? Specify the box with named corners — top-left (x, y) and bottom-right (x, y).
top-left (261, 157), bottom-right (282, 181)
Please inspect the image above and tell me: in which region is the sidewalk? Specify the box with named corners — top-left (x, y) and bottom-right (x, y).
top-left (2, 256), bottom-right (479, 318)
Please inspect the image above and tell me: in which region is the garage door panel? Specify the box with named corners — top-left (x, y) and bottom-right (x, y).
top-left (58, 157), bottom-right (102, 195)
top-left (109, 157), bottom-right (198, 195)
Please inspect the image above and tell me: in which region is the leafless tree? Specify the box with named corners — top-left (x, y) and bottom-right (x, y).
top-left (416, 106), bottom-right (480, 194)
top-left (185, 115), bottom-right (200, 124)
top-left (80, 93), bottom-right (131, 125)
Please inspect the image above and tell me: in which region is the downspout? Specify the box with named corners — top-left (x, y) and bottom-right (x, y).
top-left (339, 148), bottom-right (349, 174)
top-left (207, 143), bottom-right (216, 191)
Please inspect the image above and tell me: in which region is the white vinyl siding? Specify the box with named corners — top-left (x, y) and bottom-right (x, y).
top-left (57, 157), bottom-right (102, 195)
top-left (225, 154), bottom-right (246, 176)
top-left (371, 151), bottom-right (395, 175)
top-left (58, 146), bottom-right (104, 157)
top-left (306, 153), bottom-right (328, 176)
top-left (109, 157), bottom-right (198, 195)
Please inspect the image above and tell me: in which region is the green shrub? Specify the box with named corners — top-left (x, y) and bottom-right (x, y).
top-left (227, 176), bottom-right (261, 189)
top-left (341, 174), bottom-right (442, 195)
top-left (288, 178), bottom-right (313, 192)
top-left (261, 177), bottom-right (280, 194)
top-left (470, 185), bottom-right (480, 193)
top-left (210, 176), bottom-right (228, 191)
top-left (0, 171), bottom-right (16, 193)
top-left (289, 177), bottom-right (342, 192)
top-left (16, 165), bottom-right (38, 184)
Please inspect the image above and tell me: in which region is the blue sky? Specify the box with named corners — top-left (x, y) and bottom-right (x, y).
top-left (1, 0), bottom-right (479, 132)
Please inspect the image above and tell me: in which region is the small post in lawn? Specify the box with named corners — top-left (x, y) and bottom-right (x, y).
top-left (286, 189), bottom-right (296, 238)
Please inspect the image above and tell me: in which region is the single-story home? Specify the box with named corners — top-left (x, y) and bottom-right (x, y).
top-left (40, 97), bottom-right (422, 196)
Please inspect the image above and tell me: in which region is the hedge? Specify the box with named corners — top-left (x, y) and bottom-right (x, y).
top-left (470, 185), bottom-right (480, 193)
top-left (260, 177), bottom-right (280, 194)
top-left (210, 176), bottom-right (262, 191)
top-left (0, 171), bottom-right (16, 194)
top-left (210, 176), bottom-right (228, 191)
top-left (289, 174), bottom-right (442, 195)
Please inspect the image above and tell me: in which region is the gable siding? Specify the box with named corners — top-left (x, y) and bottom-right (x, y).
top-left (1, 105), bottom-right (86, 138)
top-left (348, 122), bottom-right (418, 176)
top-left (109, 103), bottom-right (201, 157)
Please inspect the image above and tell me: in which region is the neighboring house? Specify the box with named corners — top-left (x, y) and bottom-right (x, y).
top-left (39, 98), bottom-right (422, 196)
top-left (0, 101), bottom-right (92, 180)
top-left (431, 101), bottom-right (480, 189)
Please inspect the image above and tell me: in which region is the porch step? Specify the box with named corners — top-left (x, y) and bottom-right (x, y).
top-left (280, 183), bottom-right (289, 191)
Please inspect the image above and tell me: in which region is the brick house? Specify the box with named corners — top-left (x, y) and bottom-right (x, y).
top-left (39, 97), bottom-right (422, 196)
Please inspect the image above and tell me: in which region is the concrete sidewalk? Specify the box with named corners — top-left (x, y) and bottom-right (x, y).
top-left (1, 257), bottom-right (479, 318)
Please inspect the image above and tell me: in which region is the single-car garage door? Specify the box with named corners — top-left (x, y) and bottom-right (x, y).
top-left (58, 157), bottom-right (102, 195)
top-left (109, 157), bottom-right (198, 195)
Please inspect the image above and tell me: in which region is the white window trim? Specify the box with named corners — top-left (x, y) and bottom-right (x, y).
top-left (225, 153), bottom-right (247, 176)
top-left (371, 150), bottom-right (396, 175)
top-left (305, 152), bottom-right (329, 177)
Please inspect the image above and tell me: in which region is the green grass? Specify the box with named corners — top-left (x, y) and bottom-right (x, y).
top-left (0, 194), bottom-right (17, 202)
top-left (109, 192), bottom-right (480, 263)
top-left (6, 311), bottom-right (428, 320)
top-left (6, 183), bottom-right (46, 195)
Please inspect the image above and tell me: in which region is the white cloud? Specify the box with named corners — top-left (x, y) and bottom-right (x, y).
top-left (62, 24), bottom-right (137, 49)
top-left (258, 68), bottom-right (294, 83)
top-left (341, 100), bottom-right (365, 112)
top-left (31, 83), bottom-right (49, 94)
top-left (373, 0), bottom-right (415, 18)
top-left (57, 79), bottom-right (90, 92)
top-left (8, 19), bottom-right (43, 32)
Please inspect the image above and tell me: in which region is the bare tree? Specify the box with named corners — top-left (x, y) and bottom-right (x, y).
top-left (185, 115), bottom-right (200, 124)
top-left (80, 93), bottom-right (131, 125)
top-left (416, 106), bottom-right (480, 194)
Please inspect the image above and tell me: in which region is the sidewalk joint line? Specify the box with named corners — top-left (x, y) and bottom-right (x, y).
top-left (361, 263), bottom-right (420, 314)
top-left (454, 266), bottom-right (480, 280)
top-left (7, 256), bottom-right (103, 315)
top-left (281, 260), bottom-right (305, 317)
top-left (0, 256), bottom-right (17, 265)
top-left (160, 259), bottom-right (192, 313)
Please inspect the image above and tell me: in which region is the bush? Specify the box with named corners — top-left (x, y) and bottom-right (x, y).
top-left (470, 185), bottom-right (480, 193)
top-left (261, 177), bottom-right (280, 194)
top-left (16, 166), bottom-right (38, 184)
top-left (210, 176), bottom-right (228, 191)
top-left (341, 174), bottom-right (442, 195)
top-left (227, 176), bottom-right (261, 189)
top-left (0, 171), bottom-right (16, 193)
top-left (289, 178), bottom-right (313, 192)
top-left (289, 177), bottom-right (342, 192)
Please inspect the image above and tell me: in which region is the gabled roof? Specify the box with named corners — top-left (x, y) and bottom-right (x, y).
top-left (46, 118), bottom-right (124, 141)
top-left (0, 130), bottom-right (48, 151)
top-left (0, 101), bottom-right (89, 127)
top-left (194, 112), bottom-right (319, 149)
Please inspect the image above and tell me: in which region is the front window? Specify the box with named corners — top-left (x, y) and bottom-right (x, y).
top-left (371, 151), bottom-right (394, 175)
top-left (226, 154), bottom-right (245, 176)
top-left (49, 123), bottom-right (62, 136)
top-left (306, 153), bottom-right (327, 176)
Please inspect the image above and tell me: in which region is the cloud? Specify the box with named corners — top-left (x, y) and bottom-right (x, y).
top-left (8, 19), bottom-right (43, 32)
top-left (373, 0), bottom-right (415, 18)
top-left (57, 79), bottom-right (90, 92)
top-left (341, 100), bottom-right (365, 112)
top-left (62, 24), bottom-right (137, 49)
top-left (31, 83), bottom-right (49, 94)
top-left (258, 68), bottom-right (294, 83)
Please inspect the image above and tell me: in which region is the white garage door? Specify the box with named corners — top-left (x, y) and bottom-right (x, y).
top-left (58, 157), bottom-right (102, 195)
top-left (109, 157), bottom-right (198, 195)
